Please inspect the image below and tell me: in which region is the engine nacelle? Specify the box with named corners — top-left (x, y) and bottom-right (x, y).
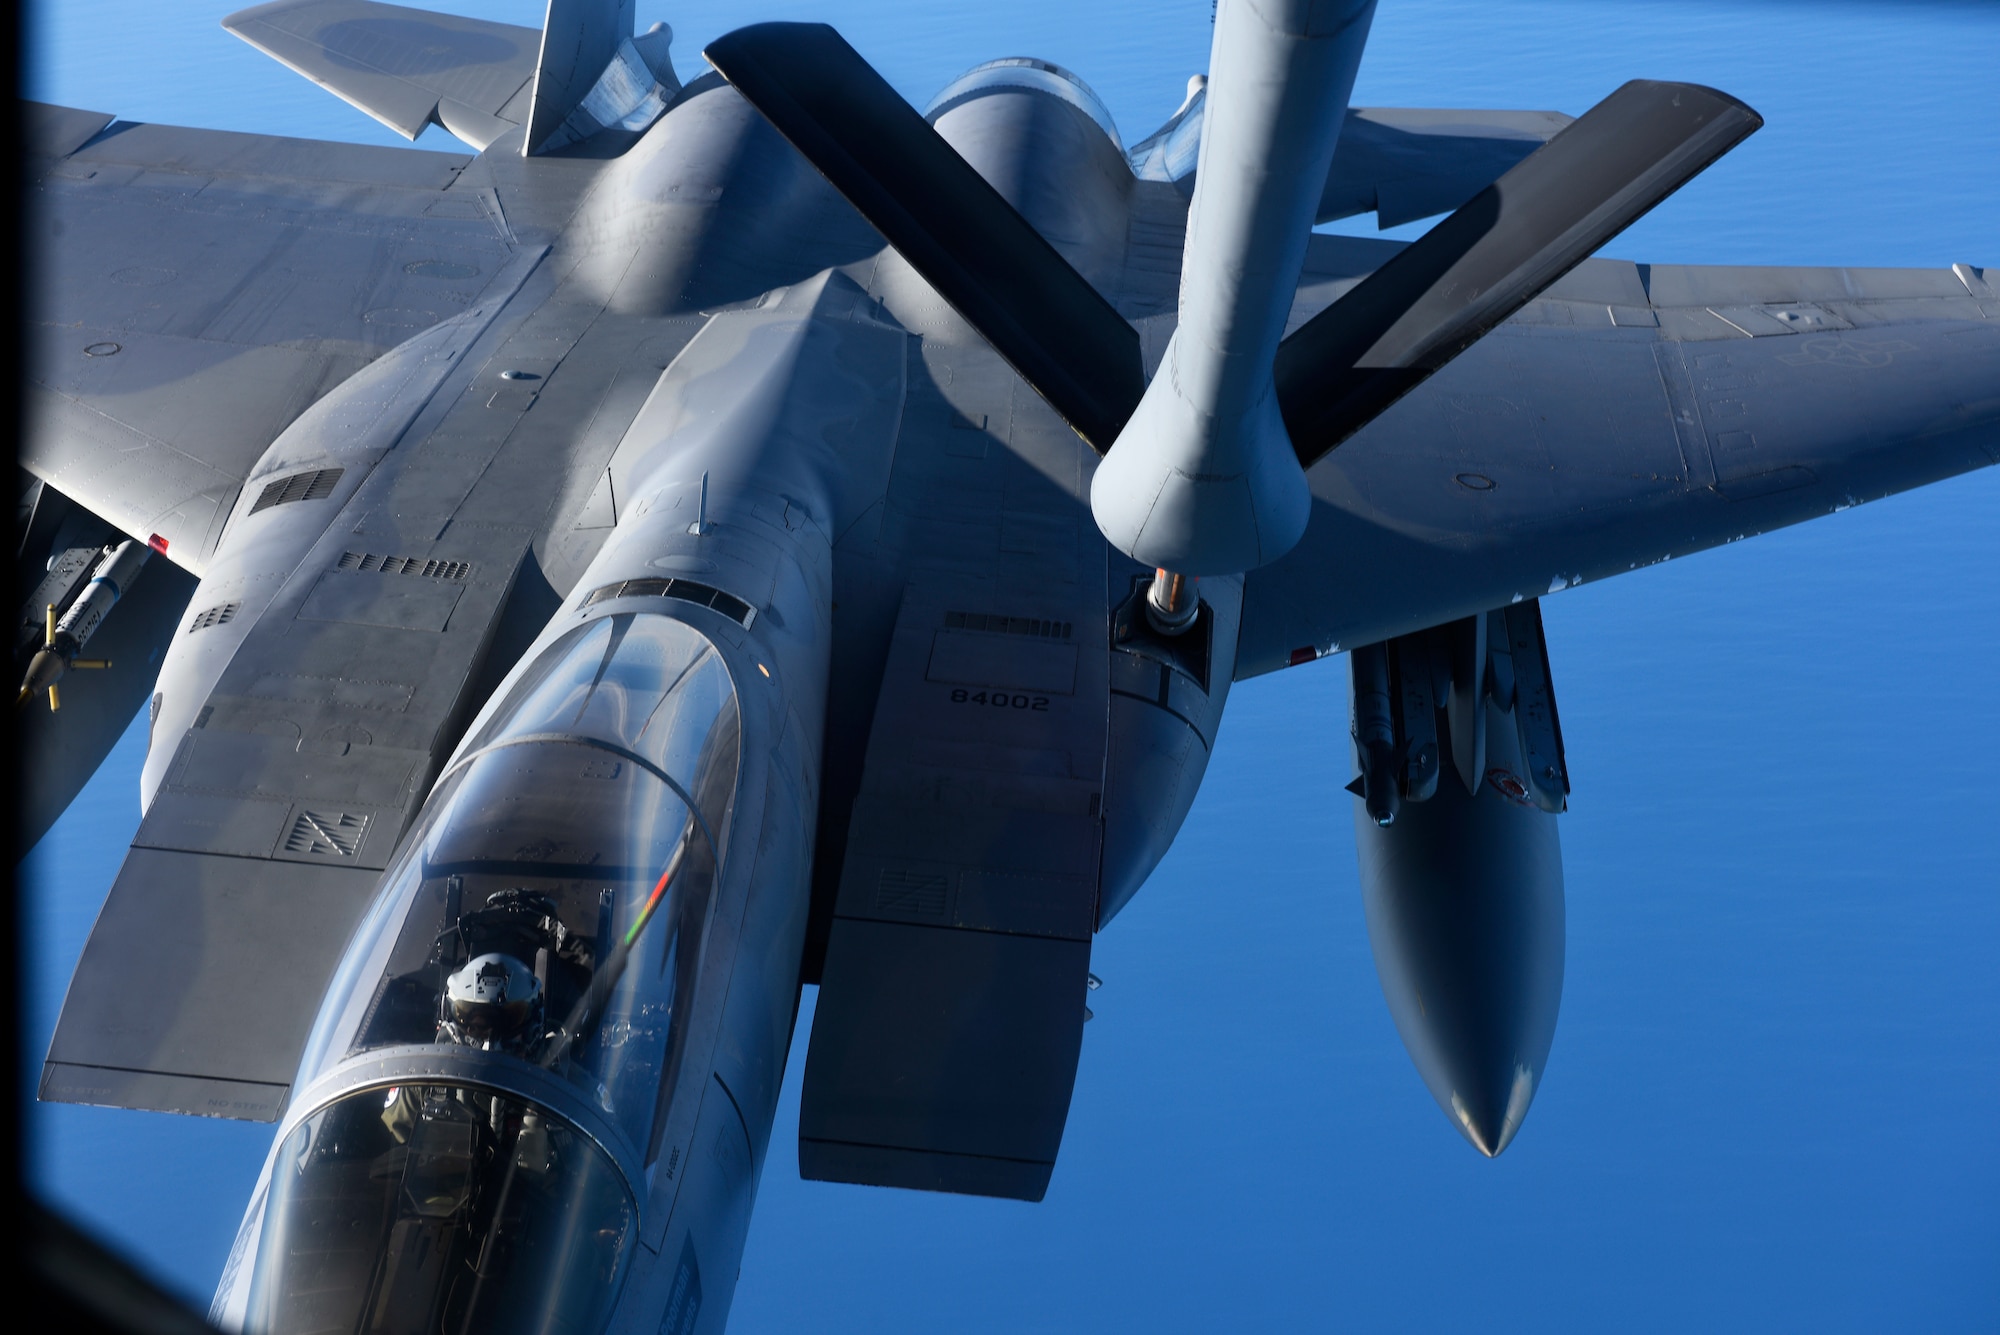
top-left (925, 58), bottom-right (1134, 296)
top-left (1350, 602), bottom-right (1569, 1156)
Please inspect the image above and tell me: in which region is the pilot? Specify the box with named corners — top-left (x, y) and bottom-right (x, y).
top-left (439, 952), bottom-right (544, 1051)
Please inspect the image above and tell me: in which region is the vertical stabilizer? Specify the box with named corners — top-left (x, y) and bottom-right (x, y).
top-left (526, 0), bottom-right (638, 153)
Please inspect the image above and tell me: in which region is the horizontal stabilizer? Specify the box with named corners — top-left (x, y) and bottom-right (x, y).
top-left (707, 23), bottom-right (1145, 452)
top-left (1130, 92), bottom-right (1573, 229)
top-left (1275, 79), bottom-right (1762, 467)
top-left (25, 102), bottom-right (115, 161)
top-left (224, 0), bottom-right (679, 155)
top-left (223, 0), bottom-right (541, 150)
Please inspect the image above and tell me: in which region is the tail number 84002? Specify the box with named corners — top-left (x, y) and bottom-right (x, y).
top-left (949, 688), bottom-right (1050, 712)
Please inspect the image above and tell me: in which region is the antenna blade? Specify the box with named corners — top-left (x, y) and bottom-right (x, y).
top-left (1277, 79), bottom-right (1762, 467)
top-left (707, 22), bottom-right (1144, 452)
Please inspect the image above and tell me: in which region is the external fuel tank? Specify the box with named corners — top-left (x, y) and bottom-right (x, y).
top-left (1349, 609), bottom-right (1569, 1156)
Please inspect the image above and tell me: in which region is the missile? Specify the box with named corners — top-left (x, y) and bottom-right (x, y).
top-left (1348, 641), bottom-right (1400, 826)
top-left (19, 538), bottom-right (148, 710)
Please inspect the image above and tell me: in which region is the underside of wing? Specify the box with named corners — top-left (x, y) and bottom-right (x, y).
top-left (26, 105), bottom-right (523, 573)
top-left (1237, 247), bottom-right (2000, 676)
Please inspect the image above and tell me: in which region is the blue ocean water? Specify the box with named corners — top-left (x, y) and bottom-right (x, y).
top-left (24, 0), bottom-right (2000, 1328)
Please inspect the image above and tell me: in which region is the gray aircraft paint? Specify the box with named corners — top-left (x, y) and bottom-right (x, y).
top-left (21, 1), bottom-right (1998, 1330)
top-left (1092, 0), bottom-right (1376, 574)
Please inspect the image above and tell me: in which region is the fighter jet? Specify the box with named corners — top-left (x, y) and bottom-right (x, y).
top-left (22, 0), bottom-right (1997, 1329)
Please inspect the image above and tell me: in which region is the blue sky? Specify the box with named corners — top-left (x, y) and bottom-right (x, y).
top-left (24, 1), bottom-right (2000, 1329)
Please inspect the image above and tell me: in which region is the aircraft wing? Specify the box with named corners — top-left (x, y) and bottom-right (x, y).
top-left (24, 101), bottom-right (522, 575)
top-left (221, 0), bottom-right (542, 149)
top-left (1236, 243), bottom-right (2000, 677)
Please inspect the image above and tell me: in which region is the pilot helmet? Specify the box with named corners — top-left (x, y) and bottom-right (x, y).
top-left (444, 952), bottom-right (541, 1045)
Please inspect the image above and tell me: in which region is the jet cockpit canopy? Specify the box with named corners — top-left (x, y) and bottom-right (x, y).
top-left (245, 1081), bottom-right (635, 1335)
top-left (292, 610), bottom-right (741, 1167)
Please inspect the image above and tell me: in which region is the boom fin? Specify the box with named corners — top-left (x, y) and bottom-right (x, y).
top-left (1276, 80), bottom-right (1761, 467)
top-left (707, 22), bottom-right (1145, 452)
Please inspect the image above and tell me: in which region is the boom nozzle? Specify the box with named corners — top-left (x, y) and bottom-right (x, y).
top-left (1144, 568), bottom-right (1200, 636)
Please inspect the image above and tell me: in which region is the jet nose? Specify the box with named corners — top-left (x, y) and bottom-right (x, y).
top-left (1352, 763), bottom-right (1565, 1158)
